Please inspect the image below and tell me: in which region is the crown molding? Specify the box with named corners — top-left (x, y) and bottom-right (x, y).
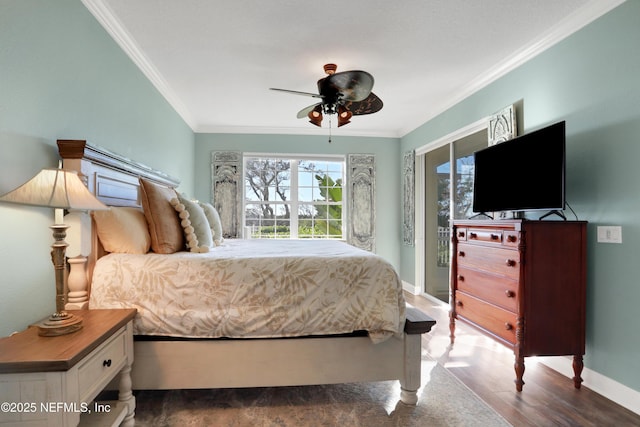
top-left (399, 0), bottom-right (626, 137)
top-left (82, 0), bottom-right (196, 130)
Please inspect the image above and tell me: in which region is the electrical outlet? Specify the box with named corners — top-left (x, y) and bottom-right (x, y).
top-left (597, 226), bottom-right (622, 244)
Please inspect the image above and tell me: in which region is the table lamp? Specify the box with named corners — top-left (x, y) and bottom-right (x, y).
top-left (0, 167), bottom-right (108, 336)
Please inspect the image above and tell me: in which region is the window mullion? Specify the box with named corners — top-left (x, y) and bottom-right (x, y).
top-left (290, 159), bottom-right (299, 238)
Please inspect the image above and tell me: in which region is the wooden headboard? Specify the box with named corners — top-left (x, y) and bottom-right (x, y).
top-left (57, 139), bottom-right (180, 308)
top-left (58, 140), bottom-right (180, 204)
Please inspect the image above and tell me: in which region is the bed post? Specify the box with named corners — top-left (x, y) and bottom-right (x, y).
top-left (65, 204), bottom-right (93, 309)
top-left (400, 333), bottom-right (422, 404)
top-left (65, 255), bottom-right (90, 309)
top-left (58, 140), bottom-right (98, 311)
top-left (401, 306), bottom-right (436, 405)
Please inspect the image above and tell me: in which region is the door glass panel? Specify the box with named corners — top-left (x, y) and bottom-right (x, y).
top-left (453, 132), bottom-right (488, 220)
top-left (423, 129), bottom-right (487, 302)
top-left (424, 145), bottom-right (451, 302)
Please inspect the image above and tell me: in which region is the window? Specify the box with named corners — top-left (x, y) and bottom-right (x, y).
top-left (243, 155), bottom-right (345, 239)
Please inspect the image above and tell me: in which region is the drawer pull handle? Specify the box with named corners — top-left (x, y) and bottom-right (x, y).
top-left (469, 232), bottom-right (477, 239)
top-left (491, 234), bottom-right (500, 240)
top-left (458, 231), bottom-right (465, 238)
top-left (459, 251), bottom-right (465, 257)
top-left (103, 359), bottom-right (112, 368)
top-left (507, 235), bottom-right (517, 243)
top-left (458, 275), bottom-right (464, 282)
top-left (456, 300), bottom-right (463, 307)
top-left (505, 290), bottom-right (515, 298)
top-left (504, 323), bottom-right (513, 330)
top-left (505, 259), bottom-right (516, 267)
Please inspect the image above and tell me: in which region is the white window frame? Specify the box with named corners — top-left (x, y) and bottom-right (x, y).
top-left (243, 153), bottom-right (346, 239)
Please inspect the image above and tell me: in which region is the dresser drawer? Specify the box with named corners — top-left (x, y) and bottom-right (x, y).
top-left (467, 228), bottom-right (503, 244)
top-left (457, 243), bottom-right (520, 279)
top-left (77, 326), bottom-right (127, 402)
top-left (456, 227), bottom-right (520, 247)
top-left (456, 267), bottom-right (518, 312)
top-left (455, 291), bottom-right (517, 345)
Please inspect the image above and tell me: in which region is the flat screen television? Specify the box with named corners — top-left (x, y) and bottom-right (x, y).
top-left (472, 121), bottom-right (565, 214)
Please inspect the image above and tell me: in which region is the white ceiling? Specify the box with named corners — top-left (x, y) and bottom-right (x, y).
top-left (83, 0), bottom-right (623, 138)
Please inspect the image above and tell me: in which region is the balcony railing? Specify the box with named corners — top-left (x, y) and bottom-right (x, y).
top-left (437, 226), bottom-right (450, 267)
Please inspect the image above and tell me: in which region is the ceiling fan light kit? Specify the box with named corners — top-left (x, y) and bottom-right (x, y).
top-left (337, 106), bottom-right (352, 127)
top-left (270, 63), bottom-right (383, 132)
top-left (308, 105), bottom-right (323, 127)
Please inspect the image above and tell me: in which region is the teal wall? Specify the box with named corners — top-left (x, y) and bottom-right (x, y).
top-left (0, 0), bottom-right (194, 336)
top-left (194, 133), bottom-right (402, 269)
top-left (2, 0), bottom-right (638, 397)
top-left (400, 1), bottom-right (640, 391)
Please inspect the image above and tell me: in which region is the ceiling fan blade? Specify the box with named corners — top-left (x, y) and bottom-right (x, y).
top-left (270, 88), bottom-right (322, 98)
top-left (297, 103), bottom-right (322, 119)
top-left (343, 92), bottom-right (383, 115)
top-left (321, 70), bottom-right (374, 102)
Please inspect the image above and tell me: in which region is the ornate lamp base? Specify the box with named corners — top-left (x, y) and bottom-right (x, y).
top-left (37, 311), bottom-right (83, 337)
top-left (38, 224), bottom-right (83, 337)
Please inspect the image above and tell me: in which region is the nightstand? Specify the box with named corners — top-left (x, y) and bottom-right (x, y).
top-left (0, 309), bottom-right (136, 427)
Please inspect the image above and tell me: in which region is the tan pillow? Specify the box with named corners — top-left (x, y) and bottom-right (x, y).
top-left (139, 178), bottom-right (184, 254)
top-left (91, 207), bottom-right (151, 254)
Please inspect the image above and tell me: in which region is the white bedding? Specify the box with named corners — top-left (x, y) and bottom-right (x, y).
top-left (90, 239), bottom-right (406, 343)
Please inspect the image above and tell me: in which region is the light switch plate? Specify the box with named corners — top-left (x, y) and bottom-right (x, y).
top-left (597, 226), bottom-right (622, 244)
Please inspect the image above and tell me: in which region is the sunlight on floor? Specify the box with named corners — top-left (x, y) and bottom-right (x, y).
top-left (443, 361), bottom-right (471, 368)
top-left (382, 355), bottom-right (437, 415)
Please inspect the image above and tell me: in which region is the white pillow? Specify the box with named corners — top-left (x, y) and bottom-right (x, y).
top-left (199, 202), bottom-right (224, 246)
top-left (170, 196), bottom-right (214, 253)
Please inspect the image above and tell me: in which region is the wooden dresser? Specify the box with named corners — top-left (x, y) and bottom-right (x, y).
top-left (450, 219), bottom-right (587, 391)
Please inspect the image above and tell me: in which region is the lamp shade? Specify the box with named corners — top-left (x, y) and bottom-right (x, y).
top-left (0, 168), bottom-right (108, 211)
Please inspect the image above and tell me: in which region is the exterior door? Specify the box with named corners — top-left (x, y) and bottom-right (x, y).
top-left (423, 130), bottom-right (487, 302)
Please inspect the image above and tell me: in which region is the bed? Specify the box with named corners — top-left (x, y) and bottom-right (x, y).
top-left (57, 139), bottom-right (435, 406)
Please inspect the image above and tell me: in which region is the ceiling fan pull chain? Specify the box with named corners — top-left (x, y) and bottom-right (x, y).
top-left (328, 115), bottom-right (332, 143)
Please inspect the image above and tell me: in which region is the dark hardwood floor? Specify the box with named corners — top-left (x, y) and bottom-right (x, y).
top-left (404, 293), bottom-right (640, 427)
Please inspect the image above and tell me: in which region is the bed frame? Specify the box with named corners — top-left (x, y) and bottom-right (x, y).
top-left (57, 139), bottom-right (435, 405)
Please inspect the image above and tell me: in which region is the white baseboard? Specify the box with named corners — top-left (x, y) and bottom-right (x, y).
top-left (402, 280), bottom-right (421, 295)
top-left (538, 356), bottom-right (640, 415)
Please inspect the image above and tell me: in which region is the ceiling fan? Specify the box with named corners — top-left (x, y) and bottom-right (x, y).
top-left (270, 63), bottom-right (383, 128)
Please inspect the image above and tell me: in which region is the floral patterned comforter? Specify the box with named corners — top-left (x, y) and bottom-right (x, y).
top-left (90, 239), bottom-right (406, 343)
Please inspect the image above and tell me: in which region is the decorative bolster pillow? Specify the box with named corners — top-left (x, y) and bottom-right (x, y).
top-left (199, 201), bottom-right (224, 246)
top-left (170, 196), bottom-right (214, 253)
